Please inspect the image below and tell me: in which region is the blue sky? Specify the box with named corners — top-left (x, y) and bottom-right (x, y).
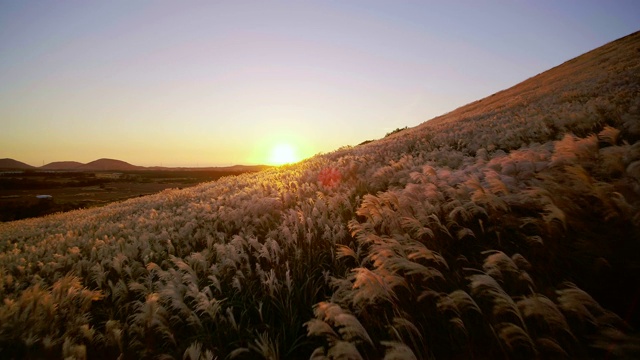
top-left (1, 0), bottom-right (638, 166)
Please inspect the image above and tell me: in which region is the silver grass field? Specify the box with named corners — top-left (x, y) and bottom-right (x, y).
top-left (1, 32), bottom-right (640, 359)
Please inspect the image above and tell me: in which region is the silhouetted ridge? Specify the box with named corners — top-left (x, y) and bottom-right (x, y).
top-left (40, 161), bottom-right (84, 170)
top-left (76, 158), bottom-right (143, 171)
top-left (0, 158), bottom-right (35, 170)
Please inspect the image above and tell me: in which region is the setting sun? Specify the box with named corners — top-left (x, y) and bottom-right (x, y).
top-left (269, 144), bottom-right (299, 165)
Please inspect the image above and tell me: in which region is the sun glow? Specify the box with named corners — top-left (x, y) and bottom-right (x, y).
top-left (269, 144), bottom-right (299, 165)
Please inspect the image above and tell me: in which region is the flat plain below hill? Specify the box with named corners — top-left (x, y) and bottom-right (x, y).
top-left (0, 168), bottom-right (267, 222)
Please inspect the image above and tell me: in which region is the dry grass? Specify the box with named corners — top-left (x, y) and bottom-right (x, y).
top-left (1, 31), bottom-right (639, 359)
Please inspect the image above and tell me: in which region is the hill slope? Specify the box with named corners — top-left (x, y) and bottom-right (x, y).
top-left (1, 32), bottom-right (639, 359)
top-left (0, 158), bottom-right (35, 170)
top-left (40, 161), bottom-right (85, 170)
top-left (76, 158), bottom-right (144, 171)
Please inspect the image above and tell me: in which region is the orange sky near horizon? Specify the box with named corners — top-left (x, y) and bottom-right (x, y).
top-left (1, 1), bottom-right (638, 167)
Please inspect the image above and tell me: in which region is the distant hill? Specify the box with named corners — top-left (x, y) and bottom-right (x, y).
top-left (40, 161), bottom-right (84, 170)
top-left (76, 158), bottom-right (144, 171)
top-left (0, 158), bottom-right (35, 170)
top-left (1, 157), bottom-right (271, 172)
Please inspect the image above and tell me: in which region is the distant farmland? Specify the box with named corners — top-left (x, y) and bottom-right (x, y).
top-left (0, 169), bottom-right (265, 222)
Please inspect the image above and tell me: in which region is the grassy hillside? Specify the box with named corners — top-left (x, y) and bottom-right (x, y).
top-left (1, 31), bottom-right (639, 359)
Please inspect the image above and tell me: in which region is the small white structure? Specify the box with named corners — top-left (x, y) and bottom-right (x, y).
top-left (36, 195), bottom-right (53, 199)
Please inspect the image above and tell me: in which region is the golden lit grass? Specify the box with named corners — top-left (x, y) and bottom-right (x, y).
top-left (1, 31), bottom-right (639, 359)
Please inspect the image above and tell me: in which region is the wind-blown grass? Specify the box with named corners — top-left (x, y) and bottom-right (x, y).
top-left (1, 31), bottom-right (640, 359)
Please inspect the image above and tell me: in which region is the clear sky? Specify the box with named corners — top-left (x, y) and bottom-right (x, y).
top-left (1, 1), bottom-right (638, 167)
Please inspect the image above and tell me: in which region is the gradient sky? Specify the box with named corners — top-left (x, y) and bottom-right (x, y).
top-left (1, 1), bottom-right (639, 167)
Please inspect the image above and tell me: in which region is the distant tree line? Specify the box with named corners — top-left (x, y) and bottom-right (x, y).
top-left (385, 126), bottom-right (408, 137)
